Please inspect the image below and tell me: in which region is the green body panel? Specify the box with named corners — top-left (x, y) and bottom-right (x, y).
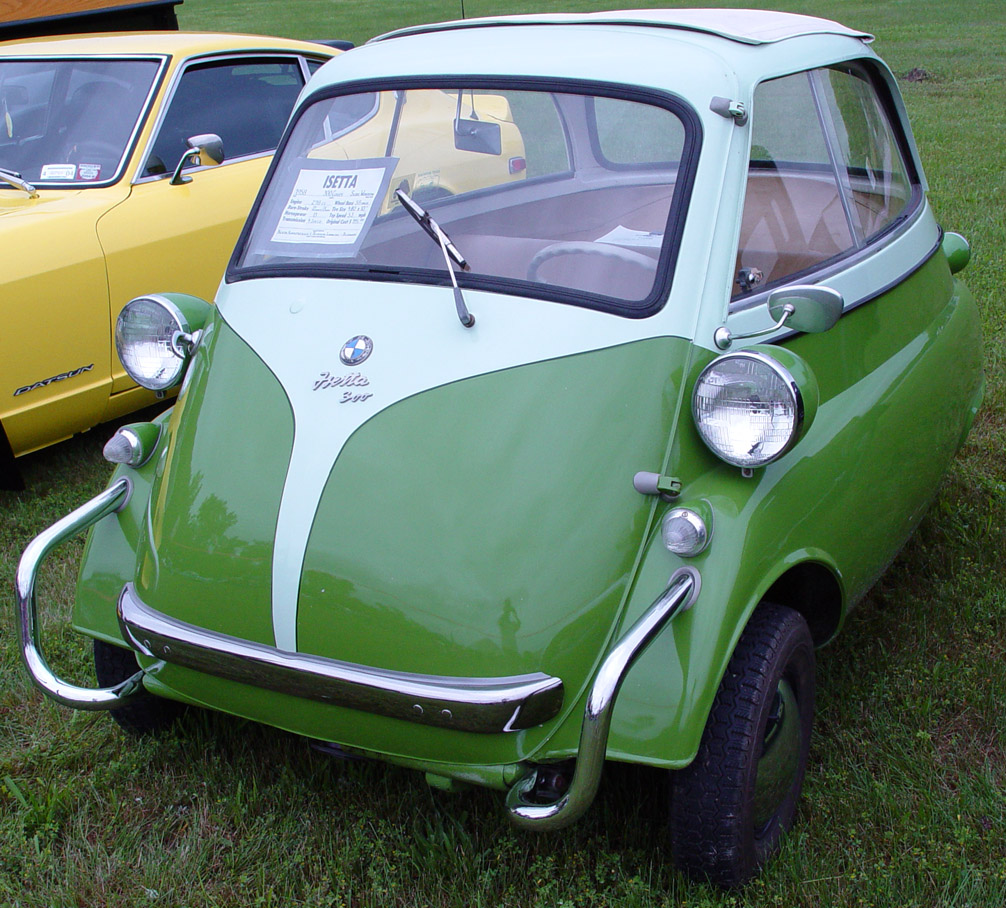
top-left (72, 249), bottom-right (981, 783)
top-left (607, 252), bottom-right (983, 766)
top-left (74, 411), bottom-right (171, 642)
top-left (132, 314), bottom-right (294, 645)
top-left (145, 337), bottom-right (690, 768)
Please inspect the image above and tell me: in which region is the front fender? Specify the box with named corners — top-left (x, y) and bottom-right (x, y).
top-left (606, 255), bottom-right (982, 769)
top-left (606, 505), bottom-right (843, 768)
top-left (72, 408), bottom-right (173, 643)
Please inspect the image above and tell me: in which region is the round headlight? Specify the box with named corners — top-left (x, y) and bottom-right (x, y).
top-left (115, 294), bottom-right (207, 391)
top-left (692, 351), bottom-right (803, 468)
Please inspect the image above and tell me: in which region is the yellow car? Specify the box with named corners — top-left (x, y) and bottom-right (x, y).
top-left (307, 88), bottom-right (527, 212)
top-left (0, 32), bottom-right (339, 484)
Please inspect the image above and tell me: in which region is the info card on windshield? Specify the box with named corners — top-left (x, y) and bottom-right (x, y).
top-left (267, 158), bottom-right (395, 257)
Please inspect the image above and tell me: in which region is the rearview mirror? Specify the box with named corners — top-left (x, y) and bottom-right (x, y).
top-left (714, 284), bottom-right (844, 350)
top-left (454, 118), bottom-right (502, 155)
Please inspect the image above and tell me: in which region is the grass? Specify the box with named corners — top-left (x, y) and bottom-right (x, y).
top-left (2, 0), bottom-right (1005, 904)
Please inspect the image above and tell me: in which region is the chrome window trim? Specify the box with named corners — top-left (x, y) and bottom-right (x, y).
top-left (731, 59), bottom-right (922, 314)
top-left (130, 51), bottom-right (311, 186)
top-left (729, 196), bottom-right (928, 315)
top-left (0, 53), bottom-right (167, 189)
top-left (117, 583), bottom-right (565, 734)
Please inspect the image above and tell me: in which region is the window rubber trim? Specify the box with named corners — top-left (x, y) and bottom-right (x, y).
top-left (225, 75), bottom-right (704, 320)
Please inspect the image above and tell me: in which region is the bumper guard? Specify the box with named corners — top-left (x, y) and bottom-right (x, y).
top-left (505, 566), bottom-right (700, 830)
top-left (17, 480), bottom-right (699, 832)
top-left (14, 477), bottom-right (145, 709)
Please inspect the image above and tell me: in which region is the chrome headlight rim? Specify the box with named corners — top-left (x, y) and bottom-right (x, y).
top-left (115, 294), bottom-right (192, 391)
top-left (692, 350), bottom-right (805, 469)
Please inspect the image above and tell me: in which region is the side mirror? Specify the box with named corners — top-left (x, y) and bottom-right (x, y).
top-left (767, 285), bottom-right (844, 334)
top-left (454, 118), bottom-right (502, 155)
top-left (715, 285), bottom-right (843, 350)
top-left (170, 133), bottom-right (225, 185)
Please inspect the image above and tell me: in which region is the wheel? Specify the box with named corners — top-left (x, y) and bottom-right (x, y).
top-left (669, 602), bottom-right (815, 886)
top-left (93, 639), bottom-right (185, 735)
top-left (526, 241), bottom-right (657, 283)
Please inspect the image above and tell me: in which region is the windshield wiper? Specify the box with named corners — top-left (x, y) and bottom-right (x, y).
top-left (395, 188), bottom-right (474, 328)
top-left (0, 167), bottom-right (37, 198)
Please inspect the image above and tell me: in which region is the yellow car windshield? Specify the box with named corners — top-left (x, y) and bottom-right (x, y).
top-left (0, 58), bottom-right (159, 186)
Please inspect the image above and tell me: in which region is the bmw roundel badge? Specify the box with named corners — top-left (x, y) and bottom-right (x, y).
top-left (340, 335), bottom-right (373, 366)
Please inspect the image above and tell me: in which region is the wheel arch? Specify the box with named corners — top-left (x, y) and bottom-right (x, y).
top-left (0, 417), bottom-right (24, 490)
top-left (761, 557), bottom-right (845, 646)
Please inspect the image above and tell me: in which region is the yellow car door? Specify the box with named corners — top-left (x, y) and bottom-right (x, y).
top-left (1, 189), bottom-right (125, 456)
top-left (97, 55), bottom-right (310, 401)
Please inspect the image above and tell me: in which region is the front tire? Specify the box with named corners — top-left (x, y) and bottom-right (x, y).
top-left (93, 639), bottom-right (185, 735)
top-left (670, 603), bottom-right (815, 886)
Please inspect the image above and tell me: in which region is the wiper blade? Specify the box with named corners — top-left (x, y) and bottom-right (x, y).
top-left (0, 167), bottom-right (37, 198)
top-left (395, 188), bottom-right (474, 328)
top-left (395, 188), bottom-right (469, 271)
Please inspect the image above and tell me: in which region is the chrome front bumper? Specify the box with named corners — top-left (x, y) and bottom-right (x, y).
top-left (16, 480), bottom-right (699, 830)
top-left (117, 583), bottom-right (564, 734)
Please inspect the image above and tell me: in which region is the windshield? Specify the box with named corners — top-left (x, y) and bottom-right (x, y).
top-left (0, 58), bottom-right (160, 186)
top-left (235, 84), bottom-right (695, 313)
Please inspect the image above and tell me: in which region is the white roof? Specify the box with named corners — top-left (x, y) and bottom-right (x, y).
top-left (373, 9), bottom-right (873, 46)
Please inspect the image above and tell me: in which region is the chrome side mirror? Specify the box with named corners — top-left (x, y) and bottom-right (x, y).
top-left (170, 133), bottom-right (225, 185)
top-left (767, 285), bottom-right (844, 333)
top-left (715, 285), bottom-right (844, 350)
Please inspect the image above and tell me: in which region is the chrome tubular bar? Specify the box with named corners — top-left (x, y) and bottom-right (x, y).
top-left (505, 565), bottom-right (700, 830)
top-left (14, 477), bottom-right (145, 709)
top-left (118, 583), bottom-right (565, 734)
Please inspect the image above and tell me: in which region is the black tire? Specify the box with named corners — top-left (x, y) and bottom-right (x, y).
top-left (670, 602), bottom-right (815, 887)
top-left (93, 639), bottom-right (185, 735)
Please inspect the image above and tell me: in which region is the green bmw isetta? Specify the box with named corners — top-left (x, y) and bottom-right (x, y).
top-left (17, 9), bottom-right (983, 885)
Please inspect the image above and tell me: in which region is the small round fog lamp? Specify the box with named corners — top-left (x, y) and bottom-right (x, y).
top-left (661, 508), bottom-right (709, 557)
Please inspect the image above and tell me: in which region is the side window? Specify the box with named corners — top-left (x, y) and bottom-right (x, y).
top-left (734, 63), bottom-right (914, 300)
top-left (142, 58), bottom-right (304, 178)
top-left (818, 65), bottom-right (912, 240)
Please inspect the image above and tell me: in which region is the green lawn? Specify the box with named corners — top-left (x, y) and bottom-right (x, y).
top-left (2, 1), bottom-right (1004, 905)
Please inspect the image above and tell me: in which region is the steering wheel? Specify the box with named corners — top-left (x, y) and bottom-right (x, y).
top-left (61, 139), bottom-right (121, 165)
top-left (527, 240), bottom-right (658, 284)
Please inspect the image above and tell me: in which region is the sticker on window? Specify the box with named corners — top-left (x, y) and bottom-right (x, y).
top-left (40, 164), bottom-right (77, 180)
top-left (272, 164), bottom-right (390, 248)
top-left (77, 163), bottom-right (102, 181)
